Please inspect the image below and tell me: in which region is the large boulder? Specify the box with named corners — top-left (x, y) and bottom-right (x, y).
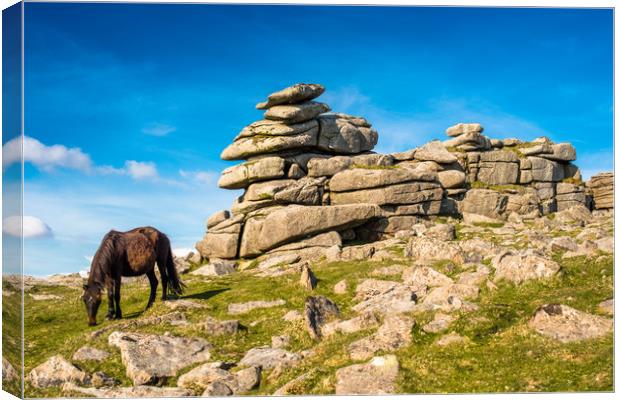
top-left (108, 331), bottom-right (212, 385)
top-left (256, 83), bottom-right (325, 109)
top-left (528, 157), bottom-right (564, 182)
top-left (246, 204), bottom-right (380, 252)
top-left (588, 172), bottom-right (614, 209)
top-left (445, 123), bottom-right (483, 137)
top-left (196, 231), bottom-right (240, 260)
top-left (317, 113), bottom-right (378, 154)
top-left (414, 140), bottom-right (458, 164)
top-left (331, 182), bottom-right (443, 206)
top-left (460, 189), bottom-right (508, 221)
top-left (477, 151), bottom-right (519, 185)
top-left (537, 143), bottom-right (577, 162)
top-left (218, 157), bottom-right (286, 189)
top-left (529, 304), bottom-right (612, 342)
top-left (304, 296), bottom-right (340, 340)
top-left (221, 131), bottom-right (319, 160)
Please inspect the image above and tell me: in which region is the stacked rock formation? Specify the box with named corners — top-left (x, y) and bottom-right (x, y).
top-left (196, 83), bottom-right (613, 262)
top-left (587, 172), bottom-right (614, 210)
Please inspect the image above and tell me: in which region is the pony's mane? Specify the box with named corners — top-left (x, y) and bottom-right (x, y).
top-left (88, 231), bottom-right (119, 289)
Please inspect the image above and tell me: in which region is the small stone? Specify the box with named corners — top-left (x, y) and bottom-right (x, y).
top-left (436, 333), bottom-right (469, 346)
top-left (90, 371), bottom-right (117, 388)
top-left (271, 335), bottom-right (291, 349)
top-left (283, 310), bottom-right (303, 322)
top-left (191, 261), bottom-right (237, 277)
top-left (334, 279), bottom-right (348, 294)
top-left (235, 366), bottom-right (261, 392)
top-left (239, 347), bottom-right (301, 370)
top-left (202, 317), bottom-right (240, 336)
top-left (300, 264), bottom-right (317, 290)
top-left (598, 299), bottom-right (613, 315)
top-left (422, 313), bottom-right (455, 333)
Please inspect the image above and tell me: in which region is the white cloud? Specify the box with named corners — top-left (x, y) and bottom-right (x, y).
top-left (172, 248), bottom-right (195, 257)
top-left (3, 215), bottom-right (53, 239)
top-left (142, 122), bottom-right (177, 137)
top-left (98, 160), bottom-right (159, 180)
top-left (3, 136), bottom-right (93, 172)
top-left (179, 169), bottom-right (218, 185)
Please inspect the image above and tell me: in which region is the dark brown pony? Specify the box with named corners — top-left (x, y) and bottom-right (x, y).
top-left (81, 226), bottom-right (184, 326)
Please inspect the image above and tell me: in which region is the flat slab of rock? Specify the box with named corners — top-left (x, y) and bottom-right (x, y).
top-left (202, 316), bottom-right (240, 336)
top-left (72, 346), bottom-right (110, 362)
top-left (239, 346), bottom-right (301, 370)
top-left (321, 312), bottom-right (380, 337)
top-left (256, 83), bottom-right (325, 109)
top-left (218, 157), bottom-right (286, 188)
top-left (29, 356), bottom-right (89, 388)
top-left (228, 299), bottom-right (286, 315)
top-left (316, 113), bottom-right (378, 154)
top-left (264, 101), bottom-right (330, 123)
top-left (108, 331), bottom-right (212, 385)
top-left (529, 304), bottom-right (613, 343)
top-left (405, 236), bottom-right (465, 265)
top-left (62, 382), bottom-right (192, 398)
top-left (414, 140), bottom-right (458, 163)
top-left (492, 251), bottom-right (560, 284)
top-left (335, 355), bottom-right (399, 395)
top-left (330, 167), bottom-right (436, 192)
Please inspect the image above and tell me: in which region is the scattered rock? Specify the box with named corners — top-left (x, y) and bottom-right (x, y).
top-left (353, 279), bottom-right (417, 315)
top-left (239, 347), bottom-right (301, 370)
top-left (335, 355), bottom-right (399, 395)
top-left (304, 296), bottom-right (340, 339)
top-left (334, 279), bottom-right (348, 294)
top-left (348, 315), bottom-right (414, 360)
top-left (598, 299), bottom-right (613, 315)
top-left (492, 251), bottom-right (560, 284)
top-left (202, 316), bottom-right (240, 336)
top-left (420, 284), bottom-right (480, 313)
top-left (422, 313), bottom-right (456, 333)
top-left (529, 304), bottom-right (612, 343)
top-left (191, 261), bottom-right (237, 276)
top-left (321, 312), bottom-right (381, 337)
top-left (72, 346), bottom-right (110, 362)
top-left (108, 331), bottom-right (212, 385)
top-left (271, 335), bottom-right (291, 349)
top-left (228, 299), bottom-right (286, 315)
top-left (2, 357), bottom-right (18, 382)
top-left (257, 253), bottom-right (301, 270)
top-left (283, 310), bottom-right (303, 322)
top-left (62, 382), bottom-right (192, 398)
top-left (29, 356), bottom-right (89, 388)
top-left (90, 371), bottom-right (117, 388)
top-left (300, 264), bottom-right (317, 290)
top-left (273, 370), bottom-right (314, 395)
top-left (436, 333), bottom-right (469, 346)
top-left (29, 293), bottom-right (61, 301)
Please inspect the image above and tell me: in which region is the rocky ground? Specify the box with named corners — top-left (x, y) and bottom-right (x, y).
top-left (2, 206), bottom-right (613, 397)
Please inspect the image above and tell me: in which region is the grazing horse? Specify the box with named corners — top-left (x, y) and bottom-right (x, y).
top-left (81, 226), bottom-right (184, 326)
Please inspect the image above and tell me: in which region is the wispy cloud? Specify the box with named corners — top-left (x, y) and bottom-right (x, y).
top-left (142, 122), bottom-right (177, 137)
top-left (179, 169), bottom-right (218, 185)
top-left (3, 215), bottom-right (53, 239)
top-left (3, 135), bottom-right (93, 172)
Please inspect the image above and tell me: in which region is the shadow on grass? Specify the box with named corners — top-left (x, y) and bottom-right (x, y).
top-left (182, 287), bottom-right (230, 301)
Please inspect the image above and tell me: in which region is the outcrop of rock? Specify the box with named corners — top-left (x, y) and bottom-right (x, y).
top-left (29, 356), bottom-right (90, 388)
top-left (195, 82), bottom-right (610, 265)
top-left (587, 172), bottom-right (613, 210)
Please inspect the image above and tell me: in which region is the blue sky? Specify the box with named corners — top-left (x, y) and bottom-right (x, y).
top-left (7, 4), bottom-right (613, 276)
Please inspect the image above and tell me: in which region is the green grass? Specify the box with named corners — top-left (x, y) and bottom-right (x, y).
top-left (2, 279), bottom-right (22, 397)
top-left (21, 246), bottom-right (613, 396)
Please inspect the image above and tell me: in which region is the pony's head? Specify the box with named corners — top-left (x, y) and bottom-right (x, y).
top-left (82, 283), bottom-right (102, 326)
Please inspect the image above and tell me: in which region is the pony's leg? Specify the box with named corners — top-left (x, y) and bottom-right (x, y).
top-left (146, 270), bottom-right (158, 309)
top-left (113, 278), bottom-right (122, 319)
top-left (157, 262), bottom-right (168, 301)
top-left (105, 283), bottom-right (115, 320)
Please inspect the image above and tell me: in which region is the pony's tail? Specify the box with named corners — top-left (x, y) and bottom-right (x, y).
top-left (164, 237), bottom-right (185, 296)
